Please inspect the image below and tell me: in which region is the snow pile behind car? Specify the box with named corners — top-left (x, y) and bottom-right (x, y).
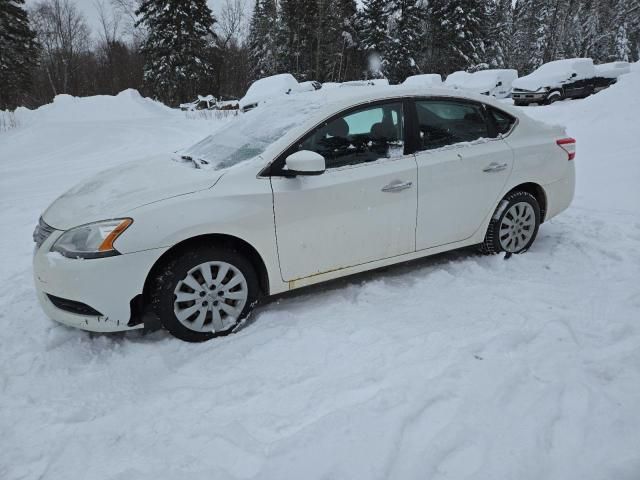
top-left (13, 89), bottom-right (175, 125)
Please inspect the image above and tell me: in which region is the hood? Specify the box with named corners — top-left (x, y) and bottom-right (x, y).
top-left (512, 73), bottom-right (569, 91)
top-left (43, 154), bottom-right (222, 230)
top-left (463, 79), bottom-right (496, 93)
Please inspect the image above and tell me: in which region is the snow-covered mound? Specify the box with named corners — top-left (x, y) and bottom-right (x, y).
top-left (14, 89), bottom-right (175, 124)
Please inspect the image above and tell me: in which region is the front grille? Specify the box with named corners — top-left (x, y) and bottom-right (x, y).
top-left (47, 294), bottom-right (103, 316)
top-left (33, 217), bottom-right (55, 249)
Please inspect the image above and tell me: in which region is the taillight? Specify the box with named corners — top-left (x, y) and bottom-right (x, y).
top-left (556, 137), bottom-right (576, 161)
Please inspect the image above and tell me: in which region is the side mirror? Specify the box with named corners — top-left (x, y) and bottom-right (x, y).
top-left (284, 150), bottom-right (325, 176)
top-left (571, 72), bottom-right (577, 78)
top-left (496, 81), bottom-right (502, 86)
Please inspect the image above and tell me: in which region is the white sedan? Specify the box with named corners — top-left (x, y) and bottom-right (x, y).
top-left (33, 86), bottom-right (576, 342)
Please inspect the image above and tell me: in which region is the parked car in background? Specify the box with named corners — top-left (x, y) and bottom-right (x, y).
top-left (511, 58), bottom-right (623, 106)
top-left (239, 73), bottom-right (300, 112)
top-left (340, 79), bottom-right (390, 88)
top-left (180, 95), bottom-right (217, 111)
top-left (297, 80), bottom-right (323, 92)
top-left (402, 74), bottom-right (443, 87)
top-left (444, 71), bottom-right (472, 89)
top-left (33, 85), bottom-right (575, 342)
top-left (461, 69), bottom-right (518, 98)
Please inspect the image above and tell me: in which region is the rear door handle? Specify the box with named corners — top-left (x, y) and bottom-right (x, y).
top-left (382, 180), bottom-right (413, 193)
top-left (483, 162), bottom-right (508, 173)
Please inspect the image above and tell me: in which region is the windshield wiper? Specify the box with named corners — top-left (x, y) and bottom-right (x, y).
top-left (179, 155), bottom-right (210, 169)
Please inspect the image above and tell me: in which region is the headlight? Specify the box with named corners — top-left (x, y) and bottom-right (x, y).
top-left (536, 87), bottom-right (550, 93)
top-left (51, 218), bottom-right (132, 259)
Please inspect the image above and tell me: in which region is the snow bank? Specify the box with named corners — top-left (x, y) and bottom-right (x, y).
top-left (14, 89), bottom-right (175, 125)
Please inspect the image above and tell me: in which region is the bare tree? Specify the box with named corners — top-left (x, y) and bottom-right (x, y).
top-left (110, 0), bottom-right (144, 45)
top-left (30, 0), bottom-right (91, 96)
top-left (217, 0), bottom-right (248, 49)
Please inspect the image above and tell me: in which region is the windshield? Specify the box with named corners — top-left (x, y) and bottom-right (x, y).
top-left (181, 95), bottom-right (323, 170)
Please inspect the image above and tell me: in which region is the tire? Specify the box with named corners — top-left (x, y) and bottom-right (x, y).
top-left (545, 90), bottom-right (563, 105)
top-left (149, 246), bottom-right (260, 342)
top-left (480, 191), bottom-right (541, 255)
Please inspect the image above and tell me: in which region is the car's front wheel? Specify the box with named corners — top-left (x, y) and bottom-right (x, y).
top-left (545, 90), bottom-right (563, 104)
top-left (150, 246), bottom-right (260, 342)
top-left (481, 191), bottom-right (541, 255)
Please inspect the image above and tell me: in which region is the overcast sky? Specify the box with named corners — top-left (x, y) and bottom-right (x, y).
top-left (25, 0), bottom-right (248, 40)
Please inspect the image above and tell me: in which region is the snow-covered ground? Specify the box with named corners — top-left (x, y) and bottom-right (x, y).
top-left (1, 74), bottom-right (639, 479)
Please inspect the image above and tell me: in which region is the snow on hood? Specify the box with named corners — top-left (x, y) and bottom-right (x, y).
top-left (43, 154), bottom-right (222, 230)
top-left (512, 73), bottom-right (572, 91)
top-left (402, 74), bottom-right (443, 87)
top-left (444, 71), bottom-right (472, 88)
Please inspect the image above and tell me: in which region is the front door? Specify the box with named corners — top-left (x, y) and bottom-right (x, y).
top-left (270, 101), bottom-right (418, 281)
top-left (413, 99), bottom-right (515, 250)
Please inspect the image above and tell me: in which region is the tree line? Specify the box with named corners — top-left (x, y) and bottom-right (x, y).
top-left (1, 0), bottom-right (639, 110)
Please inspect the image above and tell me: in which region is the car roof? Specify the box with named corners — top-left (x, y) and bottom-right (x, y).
top-left (291, 84), bottom-right (507, 111)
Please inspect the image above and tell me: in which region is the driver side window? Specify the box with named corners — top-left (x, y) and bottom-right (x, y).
top-left (298, 102), bottom-right (404, 169)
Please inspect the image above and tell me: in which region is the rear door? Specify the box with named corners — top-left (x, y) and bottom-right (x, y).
top-left (270, 100), bottom-right (418, 281)
top-left (412, 98), bottom-right (515, 250)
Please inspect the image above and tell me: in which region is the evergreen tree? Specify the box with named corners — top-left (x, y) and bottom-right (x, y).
top-left (427, 0), bottom-right (488, 74)
top-left (135, 0), bottom-right (216, 105)
top-left (384, 0), bottom-right (425, 83)
top-left (485, 0), bottom-right (513, 68)
top-left (358, 0), bottom-right (390, 77)
top-left (511, 0), bottom-right (542, 73)
top-left (247, 0), bottom-right (278, 80)
top-left (0, 0), bottom-right (39, 110)
top-left (319, 0), bottom-right (358, 82)
top-left (277, 0), bottom-right (319, 80)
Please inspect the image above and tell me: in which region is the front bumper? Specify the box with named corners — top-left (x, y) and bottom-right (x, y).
top-left (33, 230), bottom-right (168, 333)
top-left (511, 91), bottom-right (547, 104)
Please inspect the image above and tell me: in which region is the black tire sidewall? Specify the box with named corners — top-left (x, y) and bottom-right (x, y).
top-left (485, 191), bottom-right (541, 254)
top-left (151, 246), bottom-right (260, 342)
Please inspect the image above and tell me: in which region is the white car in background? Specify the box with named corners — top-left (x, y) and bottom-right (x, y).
top-left (445, 71), bottom-right (473, 89)
top-left (33, 87), bottom-right (576, 342)
top-left (402, 74), bottom-right (443, 87)
top-left (238, 73), bottom-right (300, 112)
top-left (461, 69), bottom-right (518, 98)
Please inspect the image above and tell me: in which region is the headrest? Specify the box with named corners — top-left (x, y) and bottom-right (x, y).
top-left (326, 117), bottom-right (349, 137)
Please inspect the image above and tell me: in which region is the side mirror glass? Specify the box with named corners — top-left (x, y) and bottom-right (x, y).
top-left (285, 150), bottom-right (325, 176)
top-left (496, 81), bottom-right (502, 86)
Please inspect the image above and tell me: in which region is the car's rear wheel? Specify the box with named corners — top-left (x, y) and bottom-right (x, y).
top-left (150, 246), bottom-right (260, 342)
top-left (545, 90), bottom-right (563, 104)
top-left (480, 191), bottom-right (541, 255)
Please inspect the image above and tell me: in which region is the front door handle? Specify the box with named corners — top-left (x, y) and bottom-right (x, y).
top-left (382, 180), bottom-right (413, 193)
top-left (483, 162), bottom-right (508, 173)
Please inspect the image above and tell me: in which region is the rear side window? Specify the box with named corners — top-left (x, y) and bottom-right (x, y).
top-left (488, 107), bottom-right (516, 136)
top-left (415, 100), bottom-right (489, 150)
